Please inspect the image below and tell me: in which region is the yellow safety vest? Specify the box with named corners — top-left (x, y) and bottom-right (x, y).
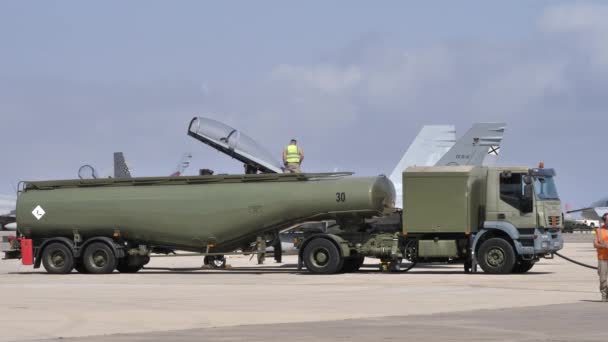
top-left (285, 145), bottom-right (300, 163)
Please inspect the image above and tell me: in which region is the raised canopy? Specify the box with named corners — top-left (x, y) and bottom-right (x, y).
top-left (188, 117), bottom-right (283, 173)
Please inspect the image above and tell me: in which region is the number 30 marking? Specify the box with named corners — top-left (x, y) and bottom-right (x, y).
top-left (336, 192), bottom-right (346, 202)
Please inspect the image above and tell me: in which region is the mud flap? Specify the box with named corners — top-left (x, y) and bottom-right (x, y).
top-left (20, 239), bottom-right (33, 265)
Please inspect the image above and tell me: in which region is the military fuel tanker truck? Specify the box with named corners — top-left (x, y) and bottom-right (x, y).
top-left (4, 164), bottom-right (563, 275)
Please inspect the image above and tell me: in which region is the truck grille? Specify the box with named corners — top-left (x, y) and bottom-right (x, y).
top-left (548, 216), bottom-right (561, 227)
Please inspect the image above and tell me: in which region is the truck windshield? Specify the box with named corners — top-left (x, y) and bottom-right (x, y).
top-left (534, 176), bottom-right (559, 200)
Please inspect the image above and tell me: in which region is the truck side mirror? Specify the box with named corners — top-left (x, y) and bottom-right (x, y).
top-left (521, 184), bottom-right (534, 213)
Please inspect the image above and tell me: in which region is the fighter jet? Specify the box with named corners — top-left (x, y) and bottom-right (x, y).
top-left (189, 116), bottom-right (504, 182)
top-left (187, 116), bottom-right (506, 256)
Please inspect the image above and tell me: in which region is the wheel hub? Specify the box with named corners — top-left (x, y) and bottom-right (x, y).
top-left (51, 252), bottom-right (65, 267)
top-left (312, 248), bottom-right (329, 267)
top-left (92, 251), bottom-right (108, 267)
top-left (487, 247), bottom-right (505, 267)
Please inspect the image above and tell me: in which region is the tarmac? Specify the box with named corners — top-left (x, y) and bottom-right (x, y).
top-left (0, 234), bottom-right (605, 342)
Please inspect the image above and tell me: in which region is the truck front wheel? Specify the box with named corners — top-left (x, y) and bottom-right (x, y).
top-left (42, 242), bottom-right (75, 274)
top-left (83, 242), bottom-right (117, 274)
top-left (478, 238), bottom-right (515, 274)
top-left (512, 259), bottom-right (535, 273)
top-left (303, 238), bottom-right (343, 274)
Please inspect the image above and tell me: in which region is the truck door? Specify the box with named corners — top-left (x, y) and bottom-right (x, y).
top-left (496, 172), bottom-right (535, 228)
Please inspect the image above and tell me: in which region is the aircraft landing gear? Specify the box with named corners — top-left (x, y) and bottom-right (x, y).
top-left (204, 255), bottom-right (227, 269)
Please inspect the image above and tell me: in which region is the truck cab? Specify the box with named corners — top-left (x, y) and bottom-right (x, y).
top-left (481, 165), bottom-right (563, 271)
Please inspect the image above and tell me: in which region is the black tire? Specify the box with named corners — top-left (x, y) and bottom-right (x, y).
top-left (74, 261), bottom-right (89, 274)
top-left (512, 259), bottom-right (535, 273)
top-left (478, 238), bottom-right (516, 274)
top-left (303, 238), bottom-right (343, 274)
top-left (41, 242), bottom-right (74, 274)
top-left (82, 242), bottom-right (117, 274)
top-left (204, 255), bottom-right (227, 269)
top-left (341, 256), bottom-right (364, 273)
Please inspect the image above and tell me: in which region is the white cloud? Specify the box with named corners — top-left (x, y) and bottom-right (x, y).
top-left (540, 2), bottom-right (608, 33)
top-left (540, 3), bottom-right (608, 67)
top-left (271, 64), bottom-right (363, 95)
top-left (473, 61), bottom-right (568, 115)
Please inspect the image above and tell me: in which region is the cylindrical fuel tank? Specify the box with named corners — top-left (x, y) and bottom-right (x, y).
top-left (16, 173), bottom-right (394, 252)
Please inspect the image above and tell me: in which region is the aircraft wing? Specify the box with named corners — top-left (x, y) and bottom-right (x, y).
top-left (568, 207), bottom-right (608, 221)
top-left (188, 117), bottom-right (283, 173)
top-left (436, 123), bottom-right (506, 166)
top-left (389, 126), bottom-right (456, 208)
top-left (566, 207), bottom-right (594, 214)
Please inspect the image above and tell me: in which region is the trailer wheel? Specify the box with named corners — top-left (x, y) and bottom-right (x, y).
top-left (341, 256), bottom-right (364, 273)
top-left (512, 259), bottom-right (535, 273)
top-left (204, 255), bottom-right (227, 269)
top-left (478, 238), bottom-right (515, 274)
top-left (83, 242), bottom-right (117, 274)
top-left (303, 238), bottom-right (343, 274)
top-left (42, 242), bottom-right (74, 274)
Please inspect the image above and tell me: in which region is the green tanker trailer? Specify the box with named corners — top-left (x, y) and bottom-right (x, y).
top-left (5, 173), bottom-right (394, 274)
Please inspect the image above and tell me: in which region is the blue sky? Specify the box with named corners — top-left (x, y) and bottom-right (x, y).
top-left (1, 1), bottom-right (606, 210)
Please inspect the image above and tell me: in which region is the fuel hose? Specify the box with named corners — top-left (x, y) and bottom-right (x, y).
top-left (554, 252), bottom-right (597, 270)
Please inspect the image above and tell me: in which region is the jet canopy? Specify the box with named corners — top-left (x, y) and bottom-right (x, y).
top-left (188, 117), bottom-right (283, 173)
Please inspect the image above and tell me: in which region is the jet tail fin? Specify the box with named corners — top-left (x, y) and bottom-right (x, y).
top-left (436, 123), bottom-right (506, 166)
top-left (113, 152), bottom-right (132, 179)
top-left (389, 125), bottom-right (456, 208)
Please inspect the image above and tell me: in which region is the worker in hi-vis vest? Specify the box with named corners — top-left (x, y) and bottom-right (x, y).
top-left (283, 139), bottom-right (304, 173)
top-left (594, 213), bottom-right (608, 302)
